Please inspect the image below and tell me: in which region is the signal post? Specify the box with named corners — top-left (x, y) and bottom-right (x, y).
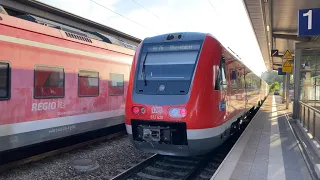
top-left (281, 50), bottom-right (293, 109)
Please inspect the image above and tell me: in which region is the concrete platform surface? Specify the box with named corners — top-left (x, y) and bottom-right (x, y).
top-left (211, 95), bottom-right (313, 180)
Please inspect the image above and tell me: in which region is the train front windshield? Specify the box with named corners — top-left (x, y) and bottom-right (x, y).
top-left (135, 43), bottom-right (201, 95)
top-left (139, 51), bottom-right (198, 80)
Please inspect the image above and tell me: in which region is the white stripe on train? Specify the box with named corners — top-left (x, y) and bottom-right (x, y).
top-left (0, 109), bottom-right (124, 137)
top-left (125, 111), bottom-right (246, 140)
top-left (0, 34), bottom-right (133, 64)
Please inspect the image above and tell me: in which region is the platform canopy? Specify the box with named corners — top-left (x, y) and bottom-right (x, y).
top-left (243, 0), bottom-right (320, 71)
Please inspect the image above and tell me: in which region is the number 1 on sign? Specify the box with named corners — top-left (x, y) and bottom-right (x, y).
top-left (303, 10), bottom-right (313, 30)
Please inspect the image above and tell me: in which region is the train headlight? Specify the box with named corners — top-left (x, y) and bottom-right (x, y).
top-left (132, 106), bottom-right (146, 115)
top-left (168, 108), bottom-right (187, 118)
top-left (140, 107), bottom-right (146, 114)
top-left (132, 107), bottom-right (140, 114)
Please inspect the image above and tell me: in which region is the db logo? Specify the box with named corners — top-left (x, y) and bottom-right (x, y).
top-left (151, 106), bottom-right (163, 114)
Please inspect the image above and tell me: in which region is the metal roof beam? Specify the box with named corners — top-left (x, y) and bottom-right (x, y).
top-left (273, 31), bottom-right (298, 35)
top-left (273, 33), bottom-right (311, 42)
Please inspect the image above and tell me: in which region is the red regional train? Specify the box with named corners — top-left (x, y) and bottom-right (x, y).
top-left (125, 32), bottom-right (269, 156)
top-left (0, 7), bottom-right (137, 152)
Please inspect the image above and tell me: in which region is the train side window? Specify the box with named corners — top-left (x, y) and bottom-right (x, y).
top-left (0, 62), bottom-right (10, 100)
top-left (78, 70), bottom-right (99, 97)
top-left (215, 56), bottom-right (227, 90)
top-left (109, 73), bottom-right (124, 96)
top-left (34, 65), bottom-right (64, 99)
top-left (221, 58), bottom-right (227, 90)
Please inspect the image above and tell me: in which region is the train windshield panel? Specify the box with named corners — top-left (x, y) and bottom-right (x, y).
top-left (135, 42), bottom-right (202, 95)
top-left (138, 51), bottom-right (198, 81)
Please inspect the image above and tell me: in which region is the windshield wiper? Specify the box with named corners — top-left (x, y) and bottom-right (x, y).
top-left (141, 53), bottom-right (148, 86)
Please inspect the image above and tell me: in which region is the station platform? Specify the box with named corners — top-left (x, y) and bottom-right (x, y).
top-left (211, 95), bottom-right (313, 180)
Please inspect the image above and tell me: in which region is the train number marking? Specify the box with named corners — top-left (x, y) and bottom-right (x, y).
top-left (151, 106), bottom-right (163, 119)
top-left (150, 115), bottom-right (163, 120)
top-left (8, 136), bottom-right (19, 144)
top-left (48, 125), bottom-right (76, 134)
top-left (151, 106), bottom-right (163, 114)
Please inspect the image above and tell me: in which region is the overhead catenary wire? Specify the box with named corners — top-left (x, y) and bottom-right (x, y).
top-left (207, 0), bottom-right (242, 60)
top-left (89, 0), bottom-right (159, 34)
top-left (207, 0), bottom-right (219, 15)
top-left (131, 0), bottom-right (172, 29)
top-left (131, 0), bottom-right (161, 21)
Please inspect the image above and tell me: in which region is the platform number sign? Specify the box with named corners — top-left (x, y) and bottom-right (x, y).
top-left (303, 10), bottom-right (312, 30)
top-left (298, 8), bottom-right (320, 36)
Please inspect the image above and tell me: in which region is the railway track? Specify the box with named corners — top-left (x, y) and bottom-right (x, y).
top-left (0, 130), bottom-right (126, 173)
top-left (194, 133), bottom-right (240, 180)
top-left (110, 106), bottom-right (261, 180)
top-left (111, 153), bottom-right (206, 180)
top-left (110, 139), bottom-right (237, 180)
top-left (110, 124), bottom-right (247, 180)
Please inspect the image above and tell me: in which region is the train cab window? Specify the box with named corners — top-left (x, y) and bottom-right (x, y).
top-left (215, 57), bottom-right (227, 90)
top-left (78, 70), bottom-right (99, 97)
top-left (0, 62), bottom-right (10, 99)
top-left (109, 73), bottom-right (124, 96)
top-left (34, 65), bottom-right (64, 99)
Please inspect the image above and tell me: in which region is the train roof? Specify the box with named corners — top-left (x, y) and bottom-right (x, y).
top-left (142, 32), bottom-right (264, 79)
top-left (1, 8), bottom-right (138, 51)
top-left (142, 32), bottom-right (208, 44)
top-left (17, 14), bottom-right (103, 40)
top-left (3, 0), bottom-right (141, 44)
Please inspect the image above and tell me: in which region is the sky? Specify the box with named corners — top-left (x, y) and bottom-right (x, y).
top-left (39, 0), bottom-right (267, 76)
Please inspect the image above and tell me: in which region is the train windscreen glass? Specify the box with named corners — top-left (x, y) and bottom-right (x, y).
top-left (138, 51), bottom-right (198, 81)
top-left (135, 42), bottom-right (202, 95)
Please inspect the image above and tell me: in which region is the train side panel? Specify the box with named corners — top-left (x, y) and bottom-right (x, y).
top-left (0, 16), bottom-right (133, 152)
top-left (224, 53), bottom-right (246, 127)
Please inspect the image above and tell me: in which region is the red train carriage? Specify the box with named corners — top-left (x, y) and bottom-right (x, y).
top-left (0, 9), bottom-right (136, 152)
top-left (125, 32), bottom-right (268, 156)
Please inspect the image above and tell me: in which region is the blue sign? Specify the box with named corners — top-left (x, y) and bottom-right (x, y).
top-left (298, 8), bottom-right (320, 36)
top-left (219, 101), bottom-right (226, 111)
top-left (278, 68), bottom-right (286, 75)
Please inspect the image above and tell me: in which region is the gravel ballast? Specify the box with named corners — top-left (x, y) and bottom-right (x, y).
top-left (0, 134), bottom-right (152, 180)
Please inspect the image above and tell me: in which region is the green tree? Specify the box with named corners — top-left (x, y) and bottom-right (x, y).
top-left (269, 81), bottom-right (280, 92)
top-left (261, 70), bottom-right (283, 85)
